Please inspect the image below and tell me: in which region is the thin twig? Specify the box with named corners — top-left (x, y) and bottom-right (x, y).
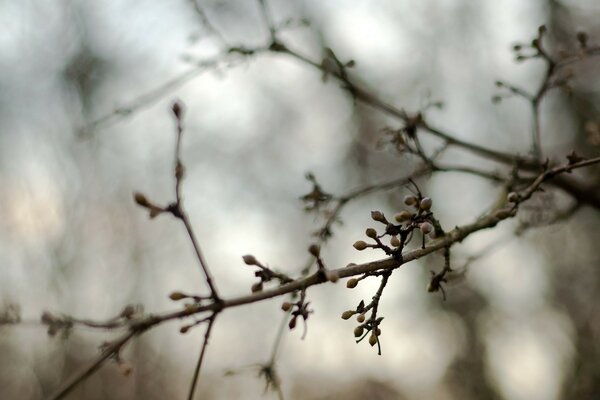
top-left (187, 314), bottom-right (218, 400)
top-left (45, 154), bottom-right (600, 399)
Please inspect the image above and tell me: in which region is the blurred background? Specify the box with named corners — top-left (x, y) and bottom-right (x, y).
top-left (1, 0), bottom-right (599, 399)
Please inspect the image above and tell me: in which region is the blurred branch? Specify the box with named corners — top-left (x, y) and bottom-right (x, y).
top-left (45, 153), bottom-right (600, 398)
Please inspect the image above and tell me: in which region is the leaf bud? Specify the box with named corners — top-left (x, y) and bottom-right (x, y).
top-left (281, 302), bottom-right (293, 312)
top-left (419, 197), bottom-right (432, 211)
top-left (390, 236), bottom-right (401, 247)
top-left (353, 241), bottom-right (368, 251)
top-left (341, 310), bottom-right (355, 320)
top-left (346, 278), bottom-right (359, 289)
top-left (356, 313), bottom-right (366, 323)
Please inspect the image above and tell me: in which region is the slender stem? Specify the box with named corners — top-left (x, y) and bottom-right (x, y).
top-left (46, 330), bottom-right (136, 400)
top-left (187, 314), bottom-right (217, 400)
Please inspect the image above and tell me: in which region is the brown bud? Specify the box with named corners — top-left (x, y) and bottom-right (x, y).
top-left (242, 255), bottom-right (258, 265)
top-left (41, 311), bottom-right (55, 324)
top-left (356, 313), bottom-right (366, 323)
top-left (341, 310), bottom-right (355, 320)
top-left (281, 302), bottom-right (293, 312)
top-left (308, 244), bottom-right (320, 257)
top-left (353, 241), bottom-right (368, 251)
top-left (403, 195), bottom-right (418, 206)
top-left (419, 197), bottom-right (432, 211)
top-left (169, 291), bottom-right (186, 301)
top-left (365, 228), bottom-right (377, 238)
top-left (180, 325), bottom-right (190, 334)
top-left (354, 326), bottom-right (364, 338)
top-left (371, 210), bottom-right (386, 223)
top-left (288, 317), bottom-right (297, 330)
top-left (346, 278), bottom-right (359, 289)
top-left (133, 192), bottom-right (150, 207)
top-left (390, 236), bottom-right (401, 247)
top-left (171, 100), bottom-right (184, 119)
top-left (507, 192), bottom-right (519, 203)
top-left (369, 333), bottom-right (378, 346)
top-left (394, 211), bottom-right (412, 223)
top-left (420, 222), bottom-right (433, 235)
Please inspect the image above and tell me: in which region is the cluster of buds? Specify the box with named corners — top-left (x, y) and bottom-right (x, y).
top-left (41, 311), bottom-right (73, 338)
top-left (300, 172), bottom-right (332, 213)
top-left (280, 290), bottom-right (312, 337)
top-left (512, 25), bottom-right (548, 62)
top-left (242, 255), bottom-right (293, 293)
top-left (353, 193), bottom-right (442, 257)
top-left (340, 296), bottom-right (385, 354)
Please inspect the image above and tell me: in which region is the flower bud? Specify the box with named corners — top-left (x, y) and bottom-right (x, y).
top-left (507, 192), bottom-right (519, 203)
top-left (394, 211), bottom-right (412, 223)
top-left (346, 278), bottom-right (359, 288)
top-left (341, 310), bottom-right (355, 320)
top-left (369, 333), bottom-right (378, 346)
top-left (288, 317), bottom-right (297, 330)
top-left (242, 255), bottom-right (258, 265)
top-left (180, 325), bottom-right (190, 334)
top-left (365, 228), bottom-right (377, 238)
top-left (353, 241), bottom-right (368, 251)
top-left (404, 195), bottom-right (418, 206)
top-left (281, 302), bottom-right (293, 312)
top-left (169, 291), bottom-right (186, 301)
top-left (371, 211), bottom-right (386, 223)
top-left (420, 222), bottom-right (433, 234)
top-left (308, 244), bottom-right (320, 257)
top-left (133, 192), bottom-right (150, 207)
top-left (419, 197), bottom-right (432, 211)
top-left (354, 326), bottom-right (364, 337)
top-left (356, 313), bottom-right (366, 323)
top-left (390, 236), bottom-right (401, 247)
